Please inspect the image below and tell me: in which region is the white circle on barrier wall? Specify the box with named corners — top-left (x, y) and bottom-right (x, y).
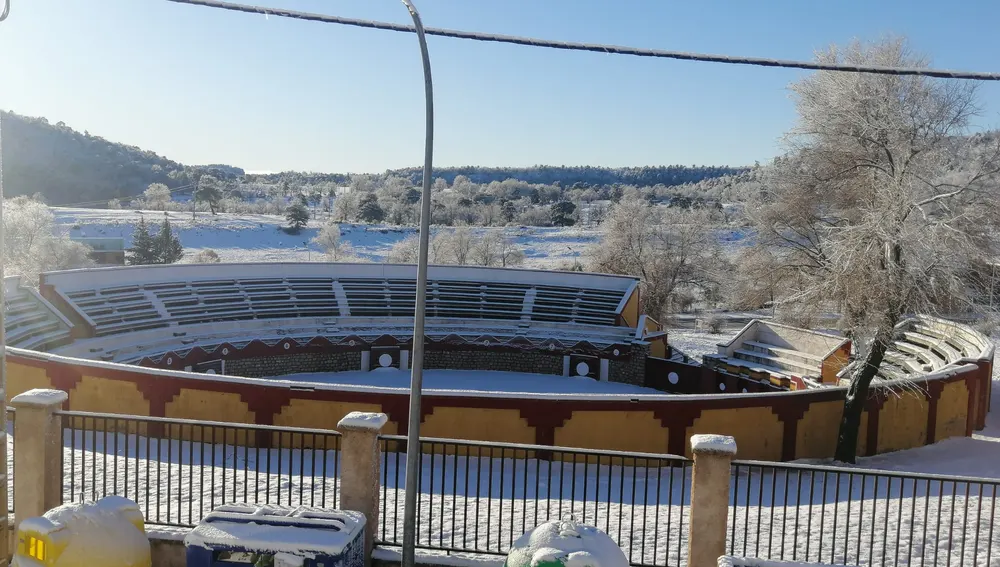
top-left (348, 340), bottom-right (356, 347)
top-left (166, 357), bottom-right (173, 365)
top-left (483, 340), bottom-right (491, 346)
top-left (613, 349), bottom-right (620, 356)
top-left (379, 353), bottom-right (393, 367)
top-left (283, 342), bottom-right (291, 350)
top-left (206, 369), bottom-right (216, 375)
top-left (576, 362), bottom-right (590, 376)
top-left (667, 372), bottom-right (679, 385)
top-left (222, 348), bottom-right (229, 356)
top-left (719, 383), bottom-right (727, 391)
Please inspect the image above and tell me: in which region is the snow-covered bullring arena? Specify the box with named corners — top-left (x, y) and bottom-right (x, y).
top-left (2, 263), bottom-right (994, 460)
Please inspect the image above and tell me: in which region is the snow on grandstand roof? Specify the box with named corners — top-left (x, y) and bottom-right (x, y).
top-left (41, 262), bottom-right (639, 293)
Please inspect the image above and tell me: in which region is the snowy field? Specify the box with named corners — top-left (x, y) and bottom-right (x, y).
top-left (268, 369), bottom-right (661, 395)
top-left (54, 207), bottom-right (599, 269)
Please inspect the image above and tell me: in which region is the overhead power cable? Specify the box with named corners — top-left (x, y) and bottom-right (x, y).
top-left (164, 0), bottom-right (1000, 81)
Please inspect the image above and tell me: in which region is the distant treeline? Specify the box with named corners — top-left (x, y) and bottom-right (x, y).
top-left (1, 111), bottom-right (745, 206)
top-left (247, 164), bottom-right (748, 190)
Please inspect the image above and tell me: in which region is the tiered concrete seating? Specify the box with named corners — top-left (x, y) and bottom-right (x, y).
top-left (3, 277), bottom-right (72, 350)
top-left (39, 264), bottom-right (640, 359)
top-left (877, 316), bottom-right (993, 380)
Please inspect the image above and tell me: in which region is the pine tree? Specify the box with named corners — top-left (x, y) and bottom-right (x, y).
top-left (285, 202), bottom-right (310, 234)
top-left (195, 174), bottom-right (223, 216)
top-left (126, 217), bottom-right (158, 265)
top-left (156, 217), bottom-right (184, 264)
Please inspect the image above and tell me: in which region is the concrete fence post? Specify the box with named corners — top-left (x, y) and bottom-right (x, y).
top-left (337, 411), bottom-right (388, 566)
top-left (11, 389), bottom-right (68, 533)
top-left (688, 434), bottom-right (737, 567)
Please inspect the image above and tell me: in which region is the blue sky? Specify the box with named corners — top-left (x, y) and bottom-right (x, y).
top-left (4, 0), bottom-right (1000, 173)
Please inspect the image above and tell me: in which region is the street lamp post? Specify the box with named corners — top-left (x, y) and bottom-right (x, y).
top-left (0, 97), bottom-right (10, 561)
top-left (399, 1), bottom-right (434, 567)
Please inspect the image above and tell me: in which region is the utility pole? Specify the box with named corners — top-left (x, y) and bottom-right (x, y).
top-left (0, 100), bottom-right (11, 561)
top-left (399, 1), bottom-right (433, 567)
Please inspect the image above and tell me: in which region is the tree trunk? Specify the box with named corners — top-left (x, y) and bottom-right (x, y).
top-left (833, 325), bottom-right (894, 463)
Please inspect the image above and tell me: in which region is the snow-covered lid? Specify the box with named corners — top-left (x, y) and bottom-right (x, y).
top-left (337, 411), bottom-right (388, 431)
top-left (184, 503), bottom-right (365, 555)
top-left (690, 434), bottom-right (737, 456)
top-left (506, 518), bottom-right (628, 567)
top-left (10, 388), bottom-right (68, 408)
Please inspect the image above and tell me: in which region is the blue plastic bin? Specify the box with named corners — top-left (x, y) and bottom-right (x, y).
top-left (184, 503), bottom-right (365, 567)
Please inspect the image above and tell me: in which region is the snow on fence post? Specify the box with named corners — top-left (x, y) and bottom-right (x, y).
top-left (688, 434), bottom-right (737, 567)
top-left (337, 411), bottom-right (389, 567)
top-left (10, 388), bottom-right (68, 533)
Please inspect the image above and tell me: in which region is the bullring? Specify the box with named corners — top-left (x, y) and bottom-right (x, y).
top-left (2, 263), bottom-right (993, 460)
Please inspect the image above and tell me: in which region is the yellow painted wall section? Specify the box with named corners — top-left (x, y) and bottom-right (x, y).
top-left (821, 344), bottom-right (851, 384)
top-left (6, 363), bottom-right (52, 400)
top-left (274, 399), bottom-right (398, 434)
top-left (70, 376), bottom-right (150, 415)
top-left (649, 337), bottom-right (667, 359)
top-left (795, 401), bottom-right (842, 459)
top-left (856, 411), bottom-right (869, 457)
top-left (421, 407), bottom-right (534, 446)
top-left (876, 394), bottom-right (928, 454)
top-left (555, 411), bottom-right (668, 454)
top-left (935, 380), bottom-right (970, 442)
top-left (689, 407), bottom-right (783, 460)
top-left (166, 389), bottom-right (253, 444)
top-left (166, 389), bottom-right (252, 423)
top-left (620, 288), bottom-right (640, 328)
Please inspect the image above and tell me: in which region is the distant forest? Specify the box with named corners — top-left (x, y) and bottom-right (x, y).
top-left (248, 165), bottom-right (747, 190)
top-left (1, 111), bottom-right (746, 206)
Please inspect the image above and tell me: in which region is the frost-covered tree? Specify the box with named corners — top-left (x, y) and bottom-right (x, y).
top-left (312, 223), bottom-right (355, 261)
top-left (588, 198), bottom-right (724, 320)
top-left (748, 38), bottom-right (1000, 462)
top-left (3, 196), bottom-right (94, 282)
top-left (192, 249), bottom-right (221, 263)
top-left (386, 235), bottom-right (420, 264)
top-left (143, 183), bottom-right (171, 210)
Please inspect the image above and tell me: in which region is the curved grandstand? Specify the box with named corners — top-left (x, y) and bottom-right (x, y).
top-left (2, 263), bottom-right (994, 461)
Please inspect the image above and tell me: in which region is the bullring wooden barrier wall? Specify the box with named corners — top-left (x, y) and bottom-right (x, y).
top-left (5, 346), bottom-right (992, 461)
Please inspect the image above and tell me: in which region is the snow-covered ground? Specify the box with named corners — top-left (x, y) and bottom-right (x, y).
top-left (54, 208), bottom-right (599, 269)
top-left (269, 369), bottom-right (661, 395)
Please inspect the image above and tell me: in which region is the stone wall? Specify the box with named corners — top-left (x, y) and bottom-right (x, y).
top-left (609, 343), bottom-right (648, 385)
top-left (423, 349), bottom-right (564, 375)
top-left (226, 351), bottom-right (362, 378)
